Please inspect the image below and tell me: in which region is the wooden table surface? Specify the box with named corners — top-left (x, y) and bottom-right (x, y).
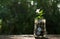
top-left (0, 35), bottom-right (60, 39)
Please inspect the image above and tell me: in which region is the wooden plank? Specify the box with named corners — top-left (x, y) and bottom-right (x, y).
top-left (0, 35), bottom-right (60, 39)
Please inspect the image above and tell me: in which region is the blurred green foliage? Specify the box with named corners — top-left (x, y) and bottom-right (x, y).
top-left (0, 0), bottom-right (60, 34)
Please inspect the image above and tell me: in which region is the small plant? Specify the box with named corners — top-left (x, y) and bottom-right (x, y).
top-left (35, 9), bottom-right (44, 19)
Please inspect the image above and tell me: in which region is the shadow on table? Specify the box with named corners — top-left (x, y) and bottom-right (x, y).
top-left (35, 37), bottom-right (48, 39)
top-left (0, 35), bottom-right (15, 39)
